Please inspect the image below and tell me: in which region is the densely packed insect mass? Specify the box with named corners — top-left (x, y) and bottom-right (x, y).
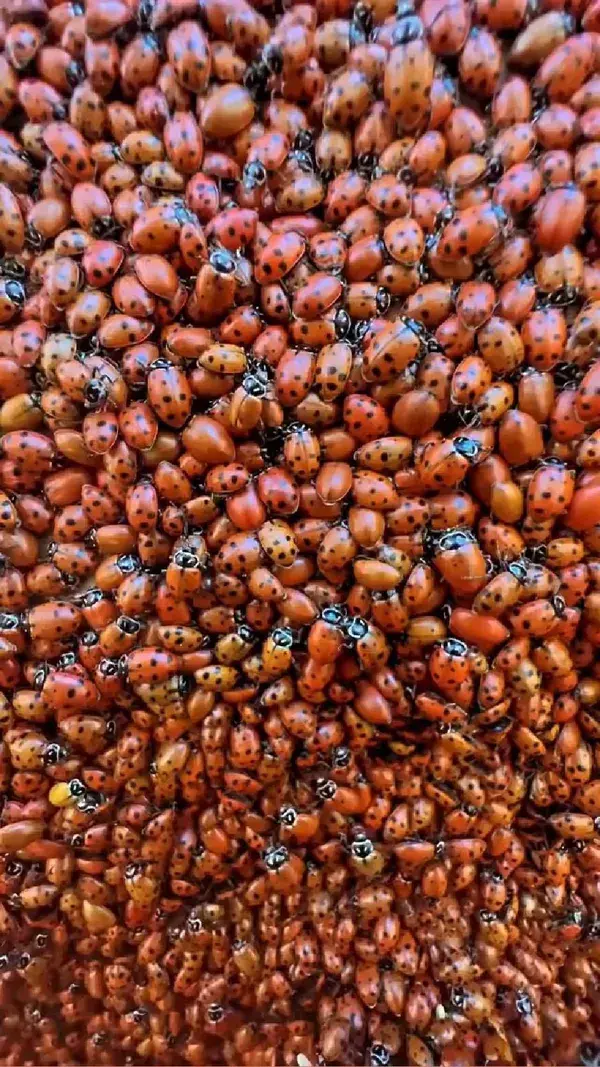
top-left (1, 0), bottom-right (600, 1061)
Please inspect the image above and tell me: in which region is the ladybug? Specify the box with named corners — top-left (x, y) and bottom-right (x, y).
top-left (255, 230), bottom-right (306, 286)
top-left (431, 528), bottom-right (488, 596)
top-left (260, 844), bottom-right (302, 892)
top-left (283, 425), bottom-right (321, 481)
top-left (146, 360), bottom-right (193, 429)
top-left (533, 184), bottom-right (586, 254)
top-left (493, 163), bottom-right (542, 215)
top-left (187, 173), bottom-right (220, 224)
top-left (438, 203), bottom-right (509, 260)
top-left (418, 435), bottom-right (486, 490)
top-left (39, 667), bottom-right (100, 713)
top-left (244, 131), bottom-right (290, 189)
top-left (527, 460), bottom-right (576, 520)
top-left (534, 33), bottom-right (594, 102)
top-left (292, 273), bottom-right (342, 321)
top-left (458, 27), bottom-right (502, 98)
top-left (384, 35), bottom-right (435, 135)
top-left (344, 616), bottom-right (390, 669)
top-left (521, 307), bottom-right (567, 369)
top-left (42, 121), bottom-right (93, 182)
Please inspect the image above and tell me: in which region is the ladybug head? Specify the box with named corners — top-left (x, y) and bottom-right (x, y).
top-left (508, 559), bottom-right (528, 584)
top-left (33, 663), bottom-right (49, 689)
top-left (187, 914), bottom-right (203, 935)
top-left (334, 308), bottom-right (351, 339)
top-left (174, 549), bottom-right (201, 570)
top-left (117, 616), bottom-right (142, 635)
top-left (580, 1044), bottom-right (600, 1067)
top-left (515, 990), bottom-right (533, 1017)
top-left (117, 554), bottom-right (141, 575)
top-left (356, 153), bottom-right (377, 179)
top-left (91, 216), bottom-right (117, 239)
top-left (5, 280), bottom-right (25, 307)
top-left (65, 60), bottom-right (84, 88)
top-left (242, 373), bottom-right (269, 398)
top-left (332, 746), bottom-right (351, 768)
top-left (395, 165), bottom-right (414, 187)
top-left (263, 843), bottom-right (289, 871)
top-left (102, 657), bottom-right (122, 678)
top-left (294, 130), bottom-right (314, 153)
top-left (453, 436), bottom-right (481, 462)
top-left (279, 805), bottom-right (298, 828)
top-left (209, 248), bottom-right (237, 275)
top-left (436, 528), bottom-right (476, 553)
top-left (0, 258), bottom-right (26, 280)
top-left (351, 1), bottom-right (373, 36)
top-left (242, 160), bottom-right (267, 191)
top-left (207, 1003), bottom-right (224, 1024)
top-left (177, 674), bottom-right (192, 696)
top-left (262, 42), bottom-right (283, 74)
top-left (551, 595), bottom-right (566, 618)
top-left (552, 363), bottom-right (582, 388)
top-left (82, 375), bottom-right (106, 407)
top-left (485, 156), bottom-right (503, 184)
top-left (479, 909), bottom-right (503, 927)
top-left (369, 1044), bottom-right (391, 1067)
top-left (321, 605), bottom-right (346, 629)
top-left (244, 60), bottom-right (271, 100)
top-left (25, 224), bottom-right (44, 252)
top-left (538, 286), bottom-right (577, 309)
top-left (350, 834), bottom-right (375, 861)
top-left (439, 640), bottom-right (467, 657)
top-left (435, 205), bottom-right (454, 230)
top-left (271, 626), bottom-right (294, 649)
top-left (76, 788), bottom-right (104, 813)
top-left (316, 778), bottom-right (336, 801)
top-left (531, 84), bottom-right (549, 112)
top-left (345, 616), bottom-right (369, 641)
top-left (348, 318), bottom-right (370, 346)
top-left (137, 0), bottom-right (154, 26)
top-left (57, 651), bottom-right (77, 670)
top-left (392, 12), bottom-right (423, 43)
top-left (449, 987), bottom-right (466, 1012)
top-left (376, 286), bottom-right (391, 314)
top-left (43, 742), bottom-right (67, 766)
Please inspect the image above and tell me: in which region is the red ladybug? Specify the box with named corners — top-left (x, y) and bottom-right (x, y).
top-left (438, 203), bottom-right (509, 260)
top-left (432, 528), bottom-right (488, 596)
top-left (418, 436), bottom-right (486, 490)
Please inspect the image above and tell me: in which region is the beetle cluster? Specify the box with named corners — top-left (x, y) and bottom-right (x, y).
top-left (1, 0), bottom-right (600, 1062)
